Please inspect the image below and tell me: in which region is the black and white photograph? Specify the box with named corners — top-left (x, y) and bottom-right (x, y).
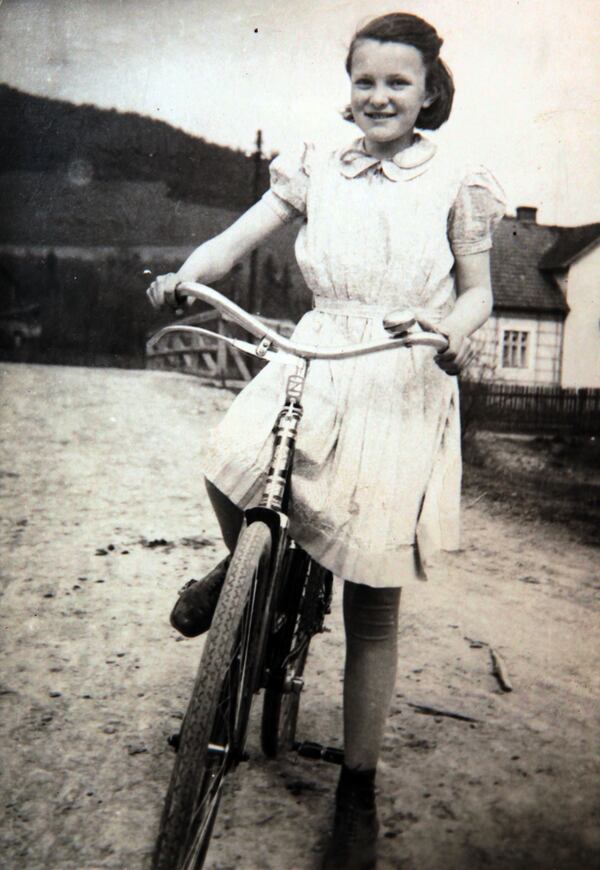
top-left (1, 1), bottom-right (599, 868)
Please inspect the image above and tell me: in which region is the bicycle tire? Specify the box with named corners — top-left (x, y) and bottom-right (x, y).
top-left (261, 557), bottom-right (332, 758)
top-left (152, 521), bottom-right (272, 870)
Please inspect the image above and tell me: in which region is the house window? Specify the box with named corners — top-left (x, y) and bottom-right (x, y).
top-left (502, 330), bottom-right (529, 368)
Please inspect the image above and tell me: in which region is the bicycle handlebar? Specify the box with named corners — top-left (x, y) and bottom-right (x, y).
top-left (148, 282), bottom-right (449, 360)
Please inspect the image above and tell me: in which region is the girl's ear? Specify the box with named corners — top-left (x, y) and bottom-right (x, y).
top-left (422, 89), bottom-right (437, 109)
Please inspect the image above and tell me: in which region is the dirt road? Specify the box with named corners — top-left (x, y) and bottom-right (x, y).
top-left (1, 362), bottom-right (599, 870)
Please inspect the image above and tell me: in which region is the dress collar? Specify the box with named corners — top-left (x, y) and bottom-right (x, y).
top-left (338, 133), bottom-right (437, 182)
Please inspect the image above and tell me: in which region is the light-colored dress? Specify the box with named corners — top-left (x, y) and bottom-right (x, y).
top-left (203, 134), bottom-right (505, 587)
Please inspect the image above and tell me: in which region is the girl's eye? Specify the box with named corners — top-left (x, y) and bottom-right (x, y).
top-left (389, 79), bottom-right (409, 89)
top-left (354, 78), bottom-right (372, 88)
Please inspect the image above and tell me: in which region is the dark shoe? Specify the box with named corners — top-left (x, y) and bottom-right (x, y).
top-left (169, 556), bottom-right (230, 637)
top-left (320, 766), bottom-right (379, 870)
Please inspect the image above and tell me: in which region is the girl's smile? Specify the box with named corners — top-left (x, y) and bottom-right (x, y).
top-left (349, 39), bottom-right (434, 159)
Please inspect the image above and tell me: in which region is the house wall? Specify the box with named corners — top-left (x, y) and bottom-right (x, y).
top-left (561, 244), bottom-right (600, 388)
top-left (470, 313), bottom-right (563, 385)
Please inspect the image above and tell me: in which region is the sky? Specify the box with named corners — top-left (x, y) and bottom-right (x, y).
top-left (1, 0), bottom-right (599, 226)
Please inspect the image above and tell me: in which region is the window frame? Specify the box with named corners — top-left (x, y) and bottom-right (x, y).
top-left (501, 328), bottom-right (530, 369)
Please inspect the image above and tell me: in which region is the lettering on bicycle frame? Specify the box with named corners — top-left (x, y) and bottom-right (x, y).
top-left (286, 373), bottom-right (304, 402)
top-left (285, 358), bottom-right (307, 404)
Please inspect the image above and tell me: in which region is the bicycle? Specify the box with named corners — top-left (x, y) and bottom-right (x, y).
top-left (148, 282), bottom-right (448, 870)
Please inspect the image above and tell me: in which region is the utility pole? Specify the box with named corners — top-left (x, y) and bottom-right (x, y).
top-left (247, 129), bottom-right (262, 314)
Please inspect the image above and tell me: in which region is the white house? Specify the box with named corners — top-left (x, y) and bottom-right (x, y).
top-left (474, 207), bottom-right (600, 389)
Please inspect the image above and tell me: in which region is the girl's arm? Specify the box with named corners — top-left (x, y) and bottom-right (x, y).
top-left (147, 199), bottom-right (287, 308)
top-left (434, 251), bottom-right (493, 375)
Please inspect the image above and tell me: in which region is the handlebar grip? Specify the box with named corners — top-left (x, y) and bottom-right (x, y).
top-left (165, 284), bottom-right (187, 311)
top-left (172, 285), bottom-right (186, 308)
top-left (433, 331), bottom-right (450, 354)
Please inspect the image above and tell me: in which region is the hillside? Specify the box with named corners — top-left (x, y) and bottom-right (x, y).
top-left (0, 85), bottom-right (269, 216)
top-left (0, 172), bottom-right (242, 248)
top-left (0, 87), bottom-right (309, 360)
top-left (0, 84), bottom-right (276, 246)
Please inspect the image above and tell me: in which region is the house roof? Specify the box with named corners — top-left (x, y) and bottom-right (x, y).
top-left (490, 217), bottom-right (567, 315)
top-left (538, 223), bottom-right (600, 269)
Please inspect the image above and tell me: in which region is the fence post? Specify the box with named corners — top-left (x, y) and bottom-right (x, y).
top-left (247, 129), bottom-right (263, 314)
top-left (575, 388), bottom-right (588, 437)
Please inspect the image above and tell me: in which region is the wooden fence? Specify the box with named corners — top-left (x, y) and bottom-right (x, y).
top-left (146, 309), bottom-right (295, 386)
top-left (460, 381), bottom-right (600, 436)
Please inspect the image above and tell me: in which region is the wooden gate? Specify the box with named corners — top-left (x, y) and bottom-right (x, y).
top-left (146, 310), bottom-right (295, 386)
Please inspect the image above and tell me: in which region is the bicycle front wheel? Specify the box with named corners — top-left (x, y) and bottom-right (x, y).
top-left (152, 521), bottom-right (272, 870)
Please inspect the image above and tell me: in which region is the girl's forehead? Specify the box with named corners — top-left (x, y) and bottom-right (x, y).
top-left (350, 39), bottom-right (426, 76)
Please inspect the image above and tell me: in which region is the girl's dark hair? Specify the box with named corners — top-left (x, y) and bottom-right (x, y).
top-left (344, 12), bottom-right (454, 130)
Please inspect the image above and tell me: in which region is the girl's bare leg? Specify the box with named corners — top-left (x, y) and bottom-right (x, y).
top-left (342, 581), bottom-right (402, 769)
top-left (205, 477), bottom-right (243, 552)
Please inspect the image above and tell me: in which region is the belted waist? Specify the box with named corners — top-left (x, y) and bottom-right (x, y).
top-left (312, 295), bottom-right (443, 324)
top-left (313, 296), bottom-right (391, 320)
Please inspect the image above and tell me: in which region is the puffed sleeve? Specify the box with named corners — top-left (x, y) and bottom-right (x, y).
top-left (261, 142), bottom-right (313, 223)
top-left (448, 167), bottom-right (506, 256)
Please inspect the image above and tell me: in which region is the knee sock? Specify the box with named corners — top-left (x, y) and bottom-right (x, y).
top-left (342, 582), bottom-right (401, 771)
top-left (337, 764), bottom-right (377, 809)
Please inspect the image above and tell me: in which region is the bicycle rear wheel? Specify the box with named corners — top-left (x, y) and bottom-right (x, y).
top-left (261, 553), bottom-right (332, 758)
top-left (152, 521), bottom-right (272, 870)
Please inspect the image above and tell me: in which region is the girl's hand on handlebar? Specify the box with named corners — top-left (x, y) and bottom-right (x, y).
top-left (435, 334), bottom-right (474, 375)
top-left (434, 327), bottom-right (475, 375)
top-left (417, 317), bottom-right (474, 376)
top-left (146, 273), bottom-right (184, 310)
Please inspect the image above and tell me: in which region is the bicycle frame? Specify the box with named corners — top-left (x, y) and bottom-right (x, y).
top-left (150, 284), bottom-right (449, 868)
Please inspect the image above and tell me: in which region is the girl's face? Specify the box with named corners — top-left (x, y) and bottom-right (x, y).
top-left (349, 39), bottom-right (433, 158)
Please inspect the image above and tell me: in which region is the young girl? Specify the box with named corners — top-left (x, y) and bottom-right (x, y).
top-left (147, 12), bottom-right (505, 869)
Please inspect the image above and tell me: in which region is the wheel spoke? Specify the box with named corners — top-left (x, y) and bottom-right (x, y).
top-left (180, 762), bottom-right (226, 868)
top-left (236, 584), bottom-right (257, 705)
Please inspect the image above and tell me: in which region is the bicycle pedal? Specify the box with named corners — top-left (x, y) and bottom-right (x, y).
top-left (283, 675), bottom-right (304, 695)
top-left (228, 749), bottom-right (250, 764)
top-left (292, 740), bottom-right (344, 765)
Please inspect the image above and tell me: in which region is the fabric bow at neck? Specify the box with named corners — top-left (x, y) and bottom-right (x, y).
top-left (339, 134), bottom-right (437, 182)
